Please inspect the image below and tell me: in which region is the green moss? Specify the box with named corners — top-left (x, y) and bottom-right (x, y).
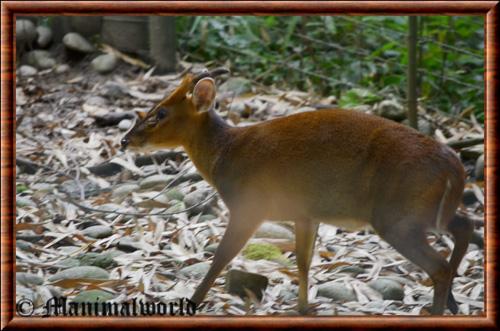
top-left (243, 243), bottom-right (284, 261)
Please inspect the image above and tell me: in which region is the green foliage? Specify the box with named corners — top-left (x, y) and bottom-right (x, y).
top-left (176, 16), bottom-right (484, 121)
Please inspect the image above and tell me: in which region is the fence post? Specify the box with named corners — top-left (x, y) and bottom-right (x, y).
top-left (149, 17), bottom-right (177, 74)
top-left (407, 16), bottom-right (418, 130)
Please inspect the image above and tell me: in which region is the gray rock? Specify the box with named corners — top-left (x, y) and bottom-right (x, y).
top-left (30, 182), bottom-right (54, 192)
top-left (118, 119), bottom-right (132, 131)
top-left (17, 232), bottom-right (43, 243)
top-left (179, 262), bottom-right (210, 278)
top-left (165, 189), bottom-right (184, 201)
top-left (85, 95), bottom-right (108, 106)
top-left (219, 77), bottom-right (253, 96)
top-left (63, 32), bottom-right (94, 53)
top-left (368, 278), bottom-right (405, 301)
top-left (48, 266), bottom-right (109, 282)
top-left (72, 289), bottom-right (114, 304)
top-left (140, 174), bottom-right (173, 190)
top-left (112, 183), bottom-right (139, 198)
top-left (225, 269), bottom-right (269, 302)
top-left (17, 196), bottom-right (36, 208)
top-left (475, 154), bottom-right (484, 181)
top-left (16, 240), bottom-right (34, 251)
top-left (16, 272), bottom-right (44, 286)
top-left (91, 54), bottom-right (118, 74)
top-left (81, 225), bottom-right (113, 239)
top-left (16, 20), bottom-right (37, 45)
top-left (116, 237), bottom-right (141, 252)
top-left (317, 281), bottom-right (356, 302)
top-left (78, 252), bottom-right (116, 269)
top-left (402, 118), bottom-right (433, 135)
top-left (166, 201), bottom-right (186, 214)
top-left (199, 214), bottom-right (216, 222)
top-left (36, 26), bottom-right (53, 48)
top-left (255, 223), bottom-right (294, 240)
top-left (57, 257), bottom-right (80, 268)
top-left (462, 188), bottom-right (478, 206)
top-left (101, 81), bottom-right (127, 99)
top-left (17, 285), bottom-right (38, 304)
top-left (338, 265), bottom-right (365, 276)
top-left (18, 65), bottom-right (38, 77)
top-left (184, 190), bottom-right (210, 214)
top-left (25, 50), bottom-right (56, 70)
top-left (55, 64), bottom-right (70, 74)
top-left (375, 99), bottom-right (406, 122)
top-left (204, 243), bottom-right (218, 253)
top-left (60, 179), bottom-right (101, 198)
top-left (279, 287), bottom-right (297, 302)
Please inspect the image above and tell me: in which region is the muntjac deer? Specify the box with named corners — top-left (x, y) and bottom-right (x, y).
top-left (121, 68), bottom-right (473, 315)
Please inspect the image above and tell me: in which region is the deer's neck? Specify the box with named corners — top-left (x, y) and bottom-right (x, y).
top-left (183, 110), bottom-right (233, 185)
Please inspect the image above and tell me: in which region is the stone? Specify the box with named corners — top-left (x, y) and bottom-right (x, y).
top-left (179, 262), bottom-right (210, 278)
top-left (36, 25), bottom-right (53, 48)
top-left (18, 65), bottom-right (38, 77)
top-left (81, 225), bottom-right (113, 239)
top-left (118, 119), bottom-right (132, 131)
top-left (402, 118), bottom-right (433, 135)
top-left (60, 179), bottom-right (101, 198)
top-left (17, 196), bottom-right (36, 208)
top-left (16, 272), bottom-right (44, 286)
top-left (204, 243), bottom-right (218, 253)
top-left (139, 174), bottom-right (173, 190)
top-left (219, 77), bottom-right (253, 96)
top-left (30, 182), bottom-right (54, 192)
top-left (25, 50), bottom-right (56, 70)
top-left (116, 237), bottom-right (141, 252)
top-left (91, 53), bottom-right (118, 74)
top-left (368, 278), bottom-right (405, 301)
top-left (101, 81), bottom-right (127, 99)
top-left (338, 265), bottom-right (366, 276)
top-left (16, 20), bottom-right (37, 46)
top-left (48, 266), bottom-right (109, 282)
top-left (375, 99), bottom-right (406, 122)
top-left (55, 64), bottom-right (70, 74)
top-left (165, 189), bottom-right (185, 202)
top-left (317, 281), bottom-right (356, 302)
top-left (225, 269), bottom-right (269, 302)
top-left (112, 183), bottom-right (139, 198)
top-left (255, 223), bottom-right (294, 240)
top-left (78, 252), bottom-right (116, 269)
top-left (72, 289), bottom-right (114, 304)
top-left (462, 188), bottom-right (478, 206)
top-left (63, 32), bottom-right (95, 53)
top-left (475, 154), bottom-right (484, 181)
top-left (199, 214), bottom-right (217, 222)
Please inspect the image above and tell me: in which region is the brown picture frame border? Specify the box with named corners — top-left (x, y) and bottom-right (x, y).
top-left (1, 1), bottom-right (498, 329)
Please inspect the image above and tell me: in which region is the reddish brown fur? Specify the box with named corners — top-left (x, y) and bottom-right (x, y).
top-left (122, 73), bottom-right (470, 315)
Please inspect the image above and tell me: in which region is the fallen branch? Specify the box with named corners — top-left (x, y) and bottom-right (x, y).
top-left (88, 151), bottom-right (184, 177)
top-left (447, 137), bottom-right (484, 149)
top-left (93, 112), bottom-right (136, 127)
top-left (16, 157), bottom-right (40, 174)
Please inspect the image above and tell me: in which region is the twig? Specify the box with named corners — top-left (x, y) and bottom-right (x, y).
top-left (447, 137), bottom-right (484, 149)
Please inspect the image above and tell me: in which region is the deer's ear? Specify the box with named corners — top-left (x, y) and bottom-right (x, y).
top-left (136, 111), bottom-right (147, 120)
top-left (192, 78), bottom-right (216, 112)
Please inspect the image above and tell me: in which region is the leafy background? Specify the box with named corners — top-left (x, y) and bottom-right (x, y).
top-left (177, 16), bottom-right (484, 121)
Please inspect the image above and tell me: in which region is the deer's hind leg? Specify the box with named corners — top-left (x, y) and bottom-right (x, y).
top-left (373, 218), bottom-right (453, 315)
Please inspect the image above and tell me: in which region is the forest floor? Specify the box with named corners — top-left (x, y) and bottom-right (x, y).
top-left (15, 58), bottom-right (485, 316)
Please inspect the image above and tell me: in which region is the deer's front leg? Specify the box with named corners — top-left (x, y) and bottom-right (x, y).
top-left (191, 211), bottom-right (262, 305)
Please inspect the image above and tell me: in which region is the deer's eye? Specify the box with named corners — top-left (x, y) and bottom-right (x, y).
top-left (156, 108), bottom-right (168, 120)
